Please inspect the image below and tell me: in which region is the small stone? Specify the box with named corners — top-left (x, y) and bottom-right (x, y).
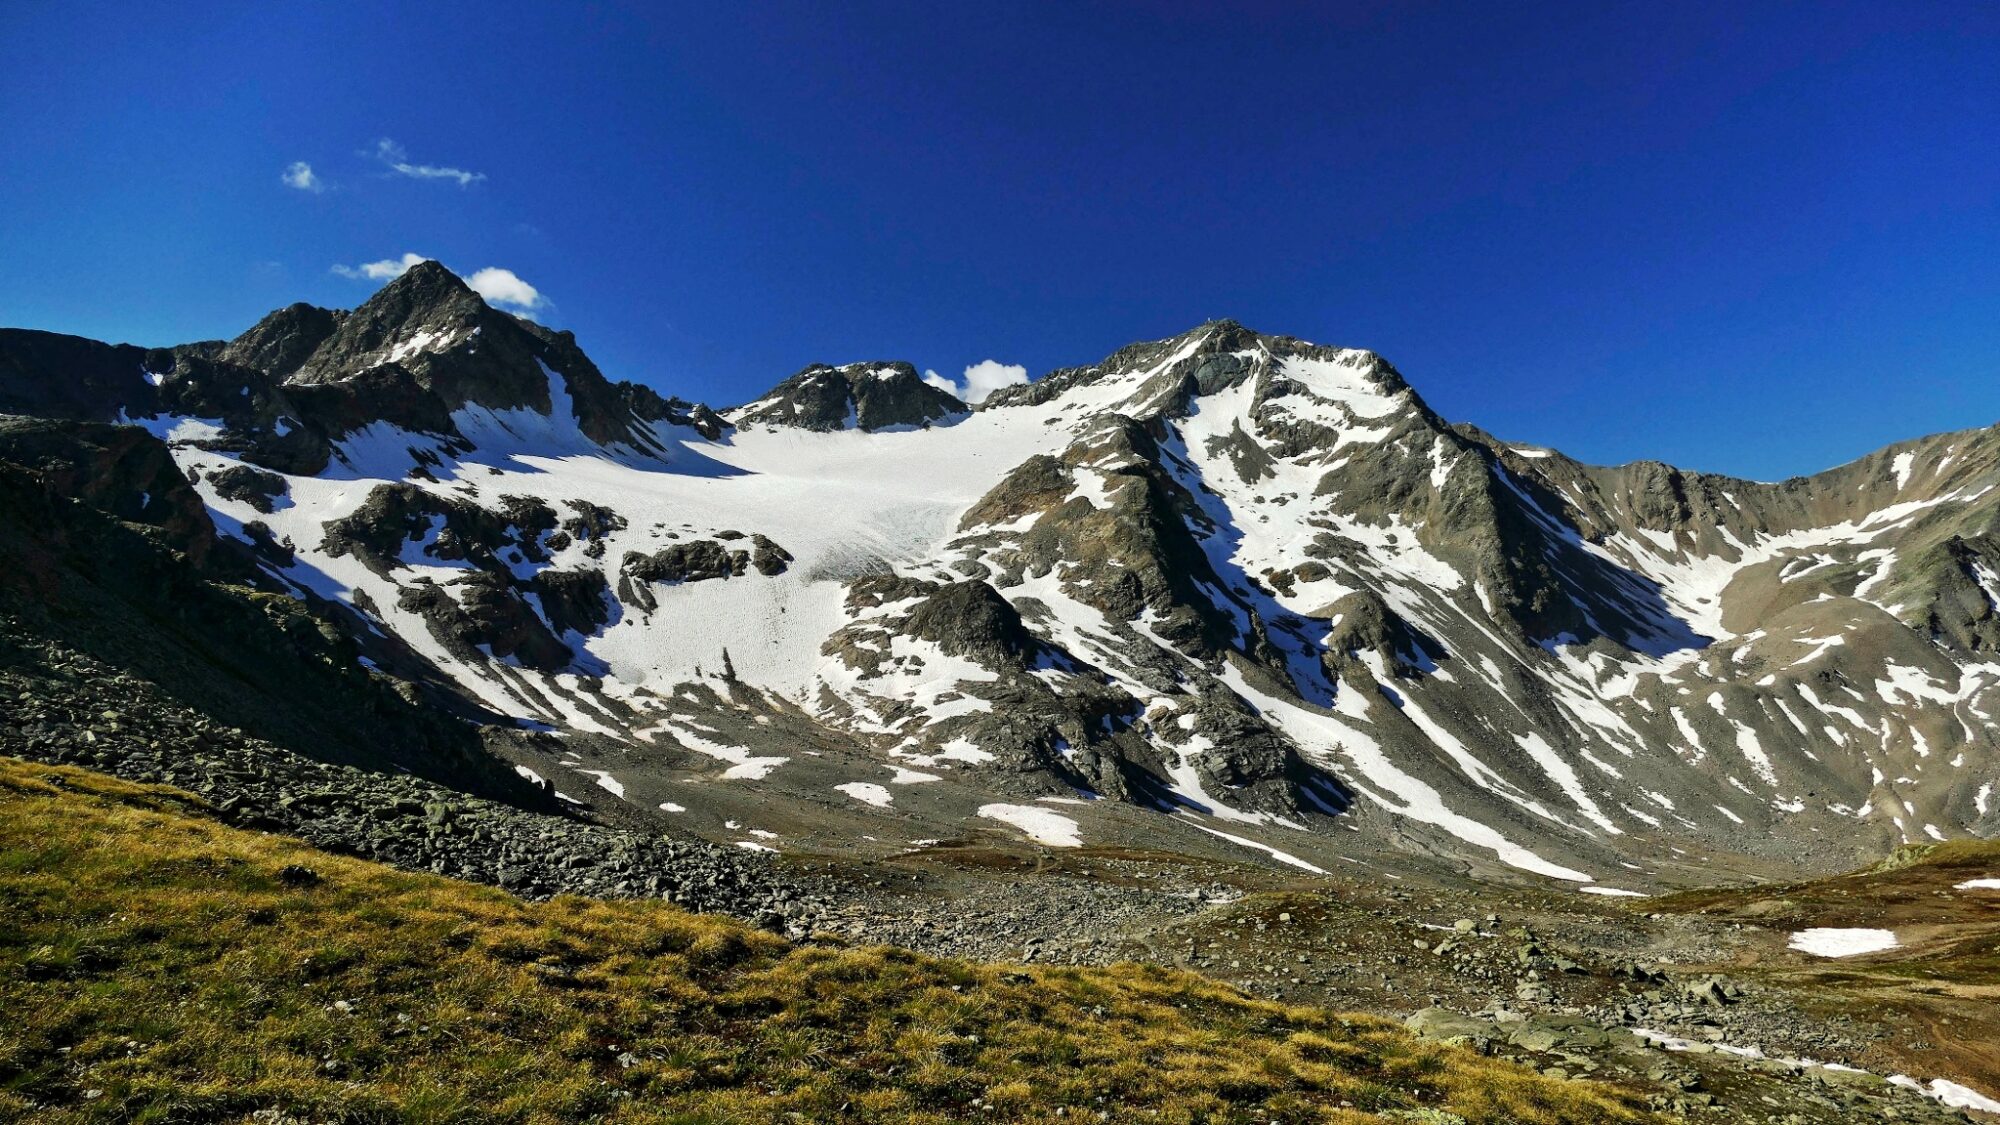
top-left (276, 864), bottom-right (321, 887)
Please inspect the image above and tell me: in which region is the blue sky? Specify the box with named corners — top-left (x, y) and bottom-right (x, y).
top-left (2, 2), bottom-right (1994, 480)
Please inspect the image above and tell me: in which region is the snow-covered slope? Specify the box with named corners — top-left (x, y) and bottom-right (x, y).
top-left (5, 266), bottom-right (1996, 887)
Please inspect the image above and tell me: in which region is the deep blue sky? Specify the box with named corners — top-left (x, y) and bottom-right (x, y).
top-left (2, 2), bottom-right (1994, 480)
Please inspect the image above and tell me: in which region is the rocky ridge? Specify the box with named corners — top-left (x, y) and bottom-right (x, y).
top-left (726, 360), bottom-right (968, 432)
top-left (2, 268), bottom-right (1997, 894)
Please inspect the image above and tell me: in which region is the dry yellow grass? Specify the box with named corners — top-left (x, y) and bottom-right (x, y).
top-left (0, 758), bottom-right (1659, 1123)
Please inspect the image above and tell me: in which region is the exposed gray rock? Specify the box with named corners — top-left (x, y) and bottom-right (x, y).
top-left (729, 360), bottom-right (966, 432)
top-left (207, 463), bottom-right (288, 513)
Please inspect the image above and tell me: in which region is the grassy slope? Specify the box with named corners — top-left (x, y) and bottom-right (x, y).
top-left (0, 758), bottom-right (1656, 1124)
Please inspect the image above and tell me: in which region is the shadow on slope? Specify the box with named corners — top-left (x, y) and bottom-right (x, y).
top-left (0, 417), bottom-right (542, 806)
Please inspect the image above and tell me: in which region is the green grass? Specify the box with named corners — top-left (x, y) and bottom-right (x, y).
top-left (0, 758), bottom-right (1658, 1124)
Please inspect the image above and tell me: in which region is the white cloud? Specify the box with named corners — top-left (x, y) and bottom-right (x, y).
top-left (924, 359), bottom-right (1030, 404)
top-left (373, 138), bottom-right (484, 186)
top-left (281, 161), bottom-right (326, 193)
top-left (331, 252), bottom-right (431, 281)
top-left (963, 360), bottom-right (1031, 401)
top-left (464, 267), bottom-right (544, 313)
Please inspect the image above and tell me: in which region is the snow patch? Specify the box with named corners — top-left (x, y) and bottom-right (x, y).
top-left (835, 782), bottom-right (894, 808)
top-left (577, 770), bottom-right (625, 799)
top-left (1787, 928), bottom-right (1898, 957)
top-left (1887, 1076), bottom-right (2000, 1114)
top-left (1178, 815), bottom-right (1328, 873)
top-left (977, 803), bottom-right (1082, 847)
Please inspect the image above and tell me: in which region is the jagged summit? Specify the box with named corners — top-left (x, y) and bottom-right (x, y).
top-left (377, 256), bottom-right (477, 302)
top-left (220, 302), bottom-right (346, 380)
top-left (981, 318), bottom-right (1424, 428)
top-left (0, 262), bottom-right (735, 473)
top-left (284, 261), bottom-right (531, 394)
top-left (728, 360), bottom-right (967, 433)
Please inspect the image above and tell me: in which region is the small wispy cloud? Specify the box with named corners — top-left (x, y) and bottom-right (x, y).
top-left (331, 252), bottom-right (431, 281)
top-left (373, 138), bottom-right (484, 186)
top-left (281, 161), bottom-right (326, 193)
top-left (330, 253), bottom-right (546, 316)
top-left (923, 359), bottom-right (1030, 404)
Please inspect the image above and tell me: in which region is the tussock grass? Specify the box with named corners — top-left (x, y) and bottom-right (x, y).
top-left (0, 759), bottom-right (1657, 1123)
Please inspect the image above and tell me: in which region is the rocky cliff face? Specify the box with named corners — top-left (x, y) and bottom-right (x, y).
top-left (0, 417), bottom-right (539, 807)
top-left (4, 275), bottom-right (1996, 891)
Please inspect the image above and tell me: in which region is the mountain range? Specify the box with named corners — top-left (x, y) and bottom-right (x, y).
top-left (5, 259), bottom-right (1996, 892)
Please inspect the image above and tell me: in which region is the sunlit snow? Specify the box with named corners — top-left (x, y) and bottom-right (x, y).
top-left (1787, 928), bottom-right (1898, 957)
top-left (977, 803), bottom-right (1082, 847)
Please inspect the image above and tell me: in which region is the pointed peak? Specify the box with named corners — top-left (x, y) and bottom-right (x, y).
top-left (368, 259), bottom-right (476, 308)
top-left (1154, 317), bottom-right (1259, 345)
top-left (329, 261), bottom-right (488, 349)
top-left (398, 257), bottom-right (461, 283)
top-left (282, 261), bottom-right (498, 388)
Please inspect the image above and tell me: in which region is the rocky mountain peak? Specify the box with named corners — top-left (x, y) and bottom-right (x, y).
top-left (370, 258), bottom-right (480, 314)
top-left (1183, 317), bottom-right (1262, 352)
top-left (284, 262), bottom-right (494, 388)
top-left (981, 320), bottom-right (1428, 439)
top-left (728, 360), bottom-right (967, 432)
top-left (0, 266), bottom-right (740, 479)
top-left (219, 302), bottom-right (345, 380)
